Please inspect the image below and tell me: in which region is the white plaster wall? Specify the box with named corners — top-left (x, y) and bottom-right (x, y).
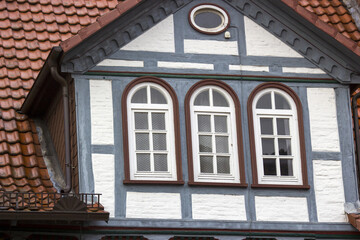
top-left (307, 88), bottom-right (340, 152)
top-left (282, 67), bottom-right (326, 74)
top-left (121, 15), bottom-right (175, 52)
top-left (244, 16), bottom-right (302, 58)
top-left (126, 192), bottom-right (181, 219)
top-left (92, 153), bottom-right (115, 217)
top-left (158, 61), bottom-right (214, 70)
top-left (90, 80), bottom-right (114, 145)
top-left (192, 194), bottom-right (246, 221)
top-left (255, 196), bottom-right (309, 222)
top-left (97, 59), bottom-right (144, 67)
top-left (313, 160), bottom-right (346, 222)
top-left (229, 65), bottom-right (269, 72)
top-left (184, 39), bottom-right (239, 55)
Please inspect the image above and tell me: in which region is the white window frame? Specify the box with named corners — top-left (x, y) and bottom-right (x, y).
top-left (127, 82), bottom-right (177, 181)
top-left (189, 85), bottom-right (240, 183)
top-left (252, 88), bottom-right (303, 185)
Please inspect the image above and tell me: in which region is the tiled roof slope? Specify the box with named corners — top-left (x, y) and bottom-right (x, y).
top-left (282, 0), bottom-right (360, 55)
top-left (0, 0), bottom-right (118, 197)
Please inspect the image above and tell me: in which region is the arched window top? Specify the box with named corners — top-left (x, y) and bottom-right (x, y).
top-left (192, 86), bottom-right (231, 107)
top-left (129, 83), bottom-right (169, 105)
top-left (247, 82), bottom-right (309, 189)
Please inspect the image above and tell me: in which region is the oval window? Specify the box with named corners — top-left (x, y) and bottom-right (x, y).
top-left (189, 4), bottom-right (229, 34)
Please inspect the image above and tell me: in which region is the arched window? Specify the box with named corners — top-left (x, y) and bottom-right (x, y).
top-left (248, 83), bottom-right (309, 188)
top-left (122, 77), bottom-right (182, 184)
top-left (185, 80), bottom-right (246, 186)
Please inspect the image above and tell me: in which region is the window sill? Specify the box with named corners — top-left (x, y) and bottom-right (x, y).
top-left (188, 181), bottom-right (248, 187)
top-left (123, 179), bottom-right (185, 185)
top-left (251, 183), bottom-right (310, 189)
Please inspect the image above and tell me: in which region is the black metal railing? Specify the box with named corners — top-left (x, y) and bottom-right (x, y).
top-left (0, 191), bottom-right (103, 211)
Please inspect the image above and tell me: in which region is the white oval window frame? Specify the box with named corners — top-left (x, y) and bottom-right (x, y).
top-left (189, 4), bottom-right (230, 34)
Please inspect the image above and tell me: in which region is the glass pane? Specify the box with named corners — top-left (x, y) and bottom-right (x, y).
top-left (260, 118), bottom-right (273, 135)
top-left (280, 159), bottom-right (293, 176)
top-left (135, 112), bottom-right (148, 130)
top-left (198, 115), bottom-right (211, 132)
top-left (131, 87), bottom-right (147, 103)
top-left (275, 93), bottom-right (291, 109)
top-left (214, 115), bottom-right (227, 133)
top-left (263, 158), bottom-right (276, 175)
top-left (153, 133), bottom-right (167, 150)
top-left (194, 90), bottom-right (210, 106)
top-left (136, 133), bottom-right (149, 150)
top-left (262, 138), bottom-right (275, 155)
top-left (152, 113), bottom-right (165, 130)
top-left (213, 90), bottom-right (229, 107)
top-left (195, 11), bottom-right (222, 29)
top-left (200, 156), bottom-right (213, 173)
top-left (150, 87), bottom-right (167, 104)
top-left (199, 135), bottom-right (212, 152)
top-left (277, 118), bottom-right (290, 135)
top-left (217, 156), bottom-right (230, 174)
top-left (216, 136), bottom-right (228, 153)
top-left (278, 138), bottom-right (292, 155)
top-left (137, 153), bottom-right (150, 171)
top-left (256, 93), bottom-right (271, 109)
top-left (154, 154), bottom-right (168, 172)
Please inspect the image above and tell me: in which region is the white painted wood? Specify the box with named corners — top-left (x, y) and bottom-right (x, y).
top-left (229, 65), bottom-right (269, 72)
top-left (192, 194), bottom-right (246, 221)
top-left (313, 160), bottom-right (346, 222)
top-left (255, 196), bottom-right (309, 222)
top-left (282, 67), bottom-right (326, 74)
top-left (90, 80), bottom-right (114, 145)
top-left (121, 15), bottom-right (175, 53)
top-left (97, 59), bottom-right (144, 67)
top-left (184, 39), bottom-right (239, 55)
top-left (126, 192), bottom-right (181, 219)
top-left (244, 16), bottom-right (303, 58)
top-left (157, 61), bottom-right (214, 70)
top-left (307, 88), bottom-right (340, 152)
top-left (92, 154), bottom-right (115, 217)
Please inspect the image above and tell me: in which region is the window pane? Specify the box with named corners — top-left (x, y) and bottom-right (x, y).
top-left (215, 136), bottom-right (228, 153)
top-left (214, 115), bottom-right (227, 133)
top-left (135, 112), bottom-right (148, 130)
top-left (150, 87), bottom-right (167, 104)
top-left (199, 135), bottom-right (212, 152)
top-left (152, 113), bottom-right (165, 130)
top-left (256, 93), bottom-right (271, 109)
top-left (280, 159), bottom-right (293, 176)
top-left (153, 133), bottom-right (167, 150)
top-left (277, 118), bottom-right (290, 135)
top-left (262, 138), bottom-right (275, 155)
top-left (136, 133), bottom-right (149, 150)
top-left (275, 93), bottom-right (291, 109)
top-left (263, 158), bottom-right (276, 175)
top-left (154, 154), bottom-right (168, 172)
top-left (194, 90), bottom-right (210, 106)
top-left (213, 90), bottom-right (229, 107)
top-left (137, 153), bottom-right (150, 171)
top-left (200, 156), bottom-right (213, 173)
top-left (195, 11), bottom-right (222, 29)
top-left (217, 156), bottom-right (230, 174)
top-left (198, 115), bottom-right (211, 132)
top-left (260, 118), bottom-right (273, 135)
top-left (278, 138), bottom-right (292, 155)
top-left (131, 87), bottom-right (147, 103)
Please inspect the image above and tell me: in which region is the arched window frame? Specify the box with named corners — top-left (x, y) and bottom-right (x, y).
top-left (248, 82), bottom-right (309, 189)
top-left (122, 76), bottom-right (183, 184)
top-left (185, 80), bottom-right (247, 186)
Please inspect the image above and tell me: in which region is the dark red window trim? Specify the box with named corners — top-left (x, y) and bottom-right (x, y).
top-left (121, 76), bottom-right (184, 184)
top-left (184, 79), bottom-right (247, 187)
top-left (247, 82), bottom-right (309, 189)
